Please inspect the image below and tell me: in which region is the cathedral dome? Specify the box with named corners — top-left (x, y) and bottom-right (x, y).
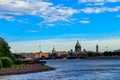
top-left (75, 40), bottom-right (81, 52)
top-left (75, 40), bottom-right (81, 47)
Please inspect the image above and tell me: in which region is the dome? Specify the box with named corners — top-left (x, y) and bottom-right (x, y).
top-left (75, 40), bottom-right (81, 47)
top-left (75, 40), bottom-right (81, 52)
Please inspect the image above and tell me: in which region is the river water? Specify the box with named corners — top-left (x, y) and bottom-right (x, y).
top-left (0, 59), bottom-right (120, 80)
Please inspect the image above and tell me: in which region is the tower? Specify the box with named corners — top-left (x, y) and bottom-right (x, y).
top-left (75, 40), bottom-right (81, 52)
top-left (52, 45), bottom-right (56, 53)
top-left (96, 44), bottom-right (99, 53)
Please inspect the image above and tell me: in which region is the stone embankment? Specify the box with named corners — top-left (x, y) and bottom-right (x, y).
top-left (0, 64), bottom-right (54, 76)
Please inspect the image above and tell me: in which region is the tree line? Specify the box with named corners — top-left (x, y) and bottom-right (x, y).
top-left (0, 37), bottom-right (22, 69)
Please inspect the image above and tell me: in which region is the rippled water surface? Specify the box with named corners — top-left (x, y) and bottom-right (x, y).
top-left (1, 59), bottom-right (120, 80)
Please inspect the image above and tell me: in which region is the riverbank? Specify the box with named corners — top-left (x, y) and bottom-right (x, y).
top-left (0, 64), bottom-right (55, 76)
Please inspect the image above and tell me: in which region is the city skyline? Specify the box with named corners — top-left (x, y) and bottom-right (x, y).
top-left (0, 0), bottom-right (120, 52)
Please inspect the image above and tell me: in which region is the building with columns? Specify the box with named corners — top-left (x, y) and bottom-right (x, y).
top-left (75, 40), bottom-right (81, 53)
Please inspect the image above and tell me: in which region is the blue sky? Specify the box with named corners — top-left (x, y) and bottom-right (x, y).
top-left (0, 0), bottom-right (120, 52)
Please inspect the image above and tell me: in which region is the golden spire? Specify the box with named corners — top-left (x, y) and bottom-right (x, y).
top-left (52, 45), bottom-right (56, 53)
top-left (53, 45), bottom-right (55, 50)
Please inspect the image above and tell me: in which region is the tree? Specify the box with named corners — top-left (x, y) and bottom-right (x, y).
top-left (0, 57), bottom-right (13, 68)
top-left (14, 59), bottom-right (23, 65)
top-left (0, 37), bottom-right (12, 58)
top-left (0, 60), bottom-right (2, 69)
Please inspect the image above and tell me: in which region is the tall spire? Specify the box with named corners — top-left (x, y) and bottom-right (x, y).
top-left (53, 45), bottom-right (55, 50)
top-left (52, 45), bottom-right (56, 53)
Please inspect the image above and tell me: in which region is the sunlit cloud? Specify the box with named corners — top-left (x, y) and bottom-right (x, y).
top-left (0, 0), bottom-right (79, 24)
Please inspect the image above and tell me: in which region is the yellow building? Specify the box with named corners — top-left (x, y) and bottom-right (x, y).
top-left (35, 51), bottom-right (49, 58)
top-left (57, 51), bottom-right (68, 57)
top-left (51, 45), bottom-right (68, 57)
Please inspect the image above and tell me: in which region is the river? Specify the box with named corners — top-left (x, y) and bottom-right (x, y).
top-left (0, 59), bottom-right (120, 80)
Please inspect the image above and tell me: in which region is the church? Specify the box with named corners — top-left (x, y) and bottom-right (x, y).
top-left (75, 40), bottom-right (81, 53)
top-left (74, 40), bottom-right (88, 55)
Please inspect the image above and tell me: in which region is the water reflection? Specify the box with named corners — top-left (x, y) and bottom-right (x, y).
top-left (1, 59), bottom-right (120, 80)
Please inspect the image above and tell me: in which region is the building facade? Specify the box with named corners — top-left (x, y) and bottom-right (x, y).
top-left (35, 51), bottom-right (49, 59)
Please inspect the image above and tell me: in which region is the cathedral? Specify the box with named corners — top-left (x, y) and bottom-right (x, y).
top-left (75, 40), bottom-right (81, 53)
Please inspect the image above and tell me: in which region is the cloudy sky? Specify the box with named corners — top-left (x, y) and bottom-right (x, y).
top-left (0, 0), bottom-right (120, 53)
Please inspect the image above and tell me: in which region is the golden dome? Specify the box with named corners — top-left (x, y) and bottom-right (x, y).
top-left (75, 40), bottom-right (81, 46)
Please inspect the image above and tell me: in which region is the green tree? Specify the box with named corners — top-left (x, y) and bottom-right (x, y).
top-left (0, 37), bottom-right (12, 58)
top-left (14, 59), bottom-right (23, 65)
top-left (0, 60), bottom-right (2, 69)
top-left (0, 57), bottom-right (13, 68)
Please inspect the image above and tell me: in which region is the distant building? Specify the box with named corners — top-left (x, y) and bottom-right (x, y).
top-left (75, 40), bottom-right (81, 53)
top-left (35, 51), bottom-right (49, 59)
top-left (51, 46), bottom-right (68, 57)
top-left (21, 53), bottom-right (35, 59)
top-left (20, 51), bottom-right (49, 59)
top-left (57, 51), bottom-right (68, 57)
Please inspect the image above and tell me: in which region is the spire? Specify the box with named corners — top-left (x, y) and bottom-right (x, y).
top-left (53, 45), bottom-right (55, 50)
top-left (52, 45), bottom-right (56, 53)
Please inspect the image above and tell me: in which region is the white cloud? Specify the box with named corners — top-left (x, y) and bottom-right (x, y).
top-left (46, 24), bottom-right (55, 27)
top-left (0, 0), bottom-right (120, 25)
top-left (81, 7), bottom-right (103, 13)
top-left (106, 0), bottom-right (120, 2)
top-left (79, 19), bottom-right (90, 24)
top-left (79, 0), bottom-right (120, 3)
top-left (94, 2), bottom-right (104, 5)
top-left (79, 0), bottom-right (104, 3)
top-left (0, 0), bottom-right (79, 23)
top-left (86, 2), bottom-right (104, 6)
top-left (0, 15), bottom-right (15, 21)
top-left (81, 7), bottom-right (120, 14)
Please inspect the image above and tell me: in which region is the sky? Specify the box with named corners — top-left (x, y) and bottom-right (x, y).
top-left (0, 0), bottom-right (120, 53)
